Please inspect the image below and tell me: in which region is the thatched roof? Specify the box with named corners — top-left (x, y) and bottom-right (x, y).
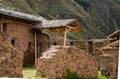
top-left (107, 30), bottom-right (120, 39)
top-left (35, 19), bottom-right (83, 32)
top-left (0, 8), bottom-right (44, 22)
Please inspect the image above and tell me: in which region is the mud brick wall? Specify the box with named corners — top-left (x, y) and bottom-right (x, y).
top-left (100, 55), bottom-right (114, 77)
top-left (70, 40), bottom-right (108, 55)
top-left (51, 36), bottom-right (69, 45)
top-left (69, 41), bottom-right (88, 51)
top-left (70, 40), bottom-right (108, 61)
top-left (92, 40), bottom-right (108, 57)
top-left (101, 48), bottom-right (118, 79)
top-left (0, 32), bottom-right (23, 77)
top-left (37, 32), bottom-right (51, 57)
top-left (37, 47), bottom-right (98, 78)
top-left (6, 20), bottom-right (35, 53)
top-left (1, 19), bottom-right (35, 66)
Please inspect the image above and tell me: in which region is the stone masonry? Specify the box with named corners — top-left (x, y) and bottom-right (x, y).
top-left (0, 32), bottom-right (23, 77)
top-left (37, 46), bottom-right (98, 78)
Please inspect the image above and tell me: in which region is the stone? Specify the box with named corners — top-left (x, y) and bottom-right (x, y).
top-left (0, 32), bottom-right (23, 77)
top-left (37, 46), bottom-right (98, 78)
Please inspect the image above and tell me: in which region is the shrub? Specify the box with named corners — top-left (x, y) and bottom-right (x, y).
top-left (56, 68), bottom-right (96, 79)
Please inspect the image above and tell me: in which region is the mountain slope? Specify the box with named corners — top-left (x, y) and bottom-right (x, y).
top-left (0, 0), bottom-right (120, 40)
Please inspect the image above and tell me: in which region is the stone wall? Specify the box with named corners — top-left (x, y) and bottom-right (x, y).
top-left (100, 48), bottom-right (118, 79)
top-left (0, 32), bottom-right (23, 77)
top-left (70, 39), bottom-right (108, 57)
top-left (36, 31), bottom-right (51, 57)
top-left (37, 46), bottom-right (98, 78)
top-left (51, 36), bottom-right (69, 45)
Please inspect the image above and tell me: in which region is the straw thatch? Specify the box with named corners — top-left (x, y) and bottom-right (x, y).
top-left (35, 19), bottom-right (83, 32)
top-left (107, 30), bottom-right (120, 39)
top-left (0, 8), bottom-right (44, 22)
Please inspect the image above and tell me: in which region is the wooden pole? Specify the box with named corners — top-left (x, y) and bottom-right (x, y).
top-left (35, 31), bottom-right (37, 66)
top-left (64, 27), bottom-right (67, 47)
top-left (117, 35), bottom-right (120, 79)
top-left (63, 26), bottom-right (72, 47)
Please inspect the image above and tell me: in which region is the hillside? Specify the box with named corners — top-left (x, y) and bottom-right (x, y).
top-left (0, 0), bottom-right (120, 40)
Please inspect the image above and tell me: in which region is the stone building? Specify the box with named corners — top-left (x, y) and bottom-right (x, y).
top-left (0, 8), bottom-right (83, 67)
top-left (0, 8), bottom-right (52, 66)
top-left (100, 30), bottom-right (119, 79)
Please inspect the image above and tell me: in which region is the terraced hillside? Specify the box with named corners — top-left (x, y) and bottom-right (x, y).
top-left (0, 0), bottom-right (120, 40)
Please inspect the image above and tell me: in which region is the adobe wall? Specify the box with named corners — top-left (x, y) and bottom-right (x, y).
top-left (2, 19), bottom-right (35, 66)
top-left (5, 20), bottom-right (35, 53)
top-left (37, 46), bottom-right (98, 78)
top-left (0, 32), bottom-right (23, 77)
top-left (36, 31), bottom-right (51, 57)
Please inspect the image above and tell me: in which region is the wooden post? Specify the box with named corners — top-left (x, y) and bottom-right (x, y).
top-left (63, 26), bottom-right (72, 47)
top-left (35, 31), bottom-right (37, 66)
top-left (64, 27), bottom-right (67, 47)
top-left (117, 35), bottom-right (120, 79)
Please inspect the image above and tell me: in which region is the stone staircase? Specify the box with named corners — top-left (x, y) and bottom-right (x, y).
top-left (40, 45), bottom-right (62, 59)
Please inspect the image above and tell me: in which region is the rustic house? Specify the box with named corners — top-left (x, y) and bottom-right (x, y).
top-left (0, 8), bottom-right (83, 67)
top-left (100, 30), bottom-right (119, 79)
top-left (0, 8), bottom-right (50, 66)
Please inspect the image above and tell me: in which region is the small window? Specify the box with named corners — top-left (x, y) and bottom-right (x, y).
top-left (3, 23), bottom-right (7, 32)
top-left (53, 42), bottom-right (57, 45)
top-left (28, 42), bottom-right (32, 49)
top-left (11, 39), bottom-right (15, 46)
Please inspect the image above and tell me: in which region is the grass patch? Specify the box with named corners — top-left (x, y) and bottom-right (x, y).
top-left (23, 66), bottom-right (44, 78)
top-left (23, 67), bottom-right (36, 78)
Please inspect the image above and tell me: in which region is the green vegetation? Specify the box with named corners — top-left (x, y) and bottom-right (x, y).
top-left (98, 71), bottom-right (111, 79)
top-left (56, 69), bottom-right (112, 79)
top-left (74, 0), bottom-right (90, 11)
top-left (23, 67), bottom-right (111, 79)
top-left (23, 67), bottom-right (37, 78)
top-left (23, 67), bottom-right (45, 78)
top-left (63, 69), bottom-right (96, 79)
